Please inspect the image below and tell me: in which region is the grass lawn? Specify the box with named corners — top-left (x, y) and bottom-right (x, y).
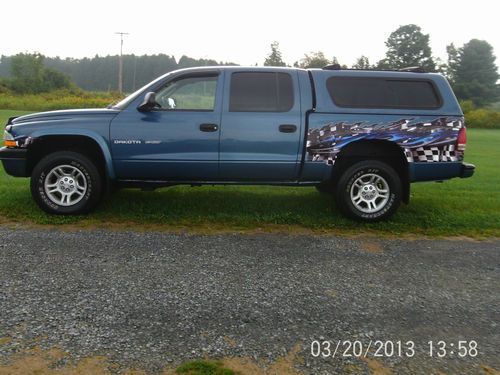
top-left (1, 109), bottom-right (499, 237)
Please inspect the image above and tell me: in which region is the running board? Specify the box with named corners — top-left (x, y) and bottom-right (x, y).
top-left (116, 179), bottom-right (322, 190)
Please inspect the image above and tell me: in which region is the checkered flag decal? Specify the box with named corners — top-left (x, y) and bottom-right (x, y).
top-left (415, 147), bottom-right (440, 162)
top-left (405, 144), bottom-right (459, 163)
top-left (441, 144), bottom-right (458, 162)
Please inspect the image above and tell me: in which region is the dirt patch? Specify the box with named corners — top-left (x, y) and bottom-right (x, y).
top-left (0, 345), bottom-right (305, 375)
top-left (222, 336), bottom-right (238, 348)
top-left (359, 240), bottom-right (384, 254)
top-left (361, 357), bottom-right (392, 375)
top-left (482, 365), bottom-right (500, 375)
top-left (0, 347), bottom-right (114, 375)
top-left (222, 344), bottom-right (303, 375)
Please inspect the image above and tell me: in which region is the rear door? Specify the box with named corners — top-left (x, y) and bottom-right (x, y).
top-left (219, 69), bottom-right (302, 181)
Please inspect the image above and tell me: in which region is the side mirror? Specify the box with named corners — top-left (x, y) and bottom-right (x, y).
top-left (137, 92), bottom-right (160, 112)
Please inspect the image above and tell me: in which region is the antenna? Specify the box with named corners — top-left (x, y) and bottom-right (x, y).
top-left (115, 32), bottom-right (129, 93)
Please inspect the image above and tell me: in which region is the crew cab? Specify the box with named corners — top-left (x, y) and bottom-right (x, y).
top-left (0, 66), bottom-right (475, 221)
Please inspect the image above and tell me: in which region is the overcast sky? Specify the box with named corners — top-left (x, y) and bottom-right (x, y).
top-left (1, 0), bottom-right (498, 67)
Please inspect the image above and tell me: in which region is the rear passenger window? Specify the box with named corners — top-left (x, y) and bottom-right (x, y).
top-left (326, 77), bottom-right (441, 109)
top-left (229, 72), bottom-right (294, 112)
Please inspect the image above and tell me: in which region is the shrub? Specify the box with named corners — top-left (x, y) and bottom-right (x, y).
top-left (0, 90), bottom-right (124, 111)
top-left (456, 100), bottom-right (500, 129)
top-left (465, 108), bottom-right (500, 129)
top-left (176, 359), bottom-right (235, 375)
top-left (0, 79), bottom-right (11, 94)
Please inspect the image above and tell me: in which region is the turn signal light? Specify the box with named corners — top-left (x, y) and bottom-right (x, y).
top-left (4, 140), bottom-right (17, 147)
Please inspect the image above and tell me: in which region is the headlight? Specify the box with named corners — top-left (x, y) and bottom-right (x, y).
top-left (3, 129), bottom-right (17, 147)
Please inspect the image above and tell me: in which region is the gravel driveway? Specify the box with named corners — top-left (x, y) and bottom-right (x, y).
top-left (0, 227), bottom-right (498, 374)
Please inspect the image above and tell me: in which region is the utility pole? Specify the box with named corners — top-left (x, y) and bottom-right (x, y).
top-left (132, 56), bottom-right (137, 91)
top-left (115, 32), bottom-right (129, 93)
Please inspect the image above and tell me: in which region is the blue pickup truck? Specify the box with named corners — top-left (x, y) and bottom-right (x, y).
top-left (1, 66), bottom-right (474, 221)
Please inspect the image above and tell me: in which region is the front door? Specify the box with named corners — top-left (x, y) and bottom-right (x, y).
top-left (110, 72), bottom-right (223, 181)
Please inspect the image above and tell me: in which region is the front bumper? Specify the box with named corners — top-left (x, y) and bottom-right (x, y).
top-left (0, 147), bottom-right (29, 177)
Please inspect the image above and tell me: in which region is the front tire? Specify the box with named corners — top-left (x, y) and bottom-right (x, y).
top-left (334, 160), bottom-right (402, 222)
top-left (30, 151), bottom-right (102, 215)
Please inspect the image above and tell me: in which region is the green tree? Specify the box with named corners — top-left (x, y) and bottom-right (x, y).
top-left (264, 41), bottom-right (286, 67)
top-left (352, 55), bottom-right (371, 69)
top-left (434, 57), bottom-right (447, 75)
top-left (331, 57), bottom-right (348, 69)
top-left (1, 53), bottom-right (232, 93)
top-left (451, 39), bottom-right (499, 106)
top-left (445, 43), bottom-right (459, 82)
top-left (10, 53), bottom-right (45, 93)
top-left (42, 68), bottom-right (73, 91)
top-left (0, 79), bottom-right (10, 94)
top-left (8, 53), bottom-right (73, 93)
top-left (296, 51), bottom-right (331, 68)
top-left (378, 24), bottom-right (436, 72)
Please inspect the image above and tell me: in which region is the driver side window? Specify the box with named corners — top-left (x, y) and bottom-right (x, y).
top-left (155, 75), bottom-right (218, 111)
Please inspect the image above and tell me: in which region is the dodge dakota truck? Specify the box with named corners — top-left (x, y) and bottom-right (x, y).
top-left (0, 66), bottom-right (475, 221)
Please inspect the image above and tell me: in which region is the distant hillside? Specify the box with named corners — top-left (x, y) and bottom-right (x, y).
top-left (0, 54), bottom-right (235, 93)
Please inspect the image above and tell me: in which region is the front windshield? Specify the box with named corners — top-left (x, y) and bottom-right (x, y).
top-left (110, 72), bottom-right (173, 110)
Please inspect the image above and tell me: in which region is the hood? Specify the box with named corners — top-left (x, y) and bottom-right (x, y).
top-left (10, 108), bottom-right (120, 125)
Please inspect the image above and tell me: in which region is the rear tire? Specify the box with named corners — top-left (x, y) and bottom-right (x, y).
top-left (334, 160), bottom-right (402, 222)
top-left (30, 151), bottom-right (102, 215)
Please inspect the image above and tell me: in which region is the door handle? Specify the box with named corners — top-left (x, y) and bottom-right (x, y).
top-left (199, 123), bottom-right (219, 132)
top-left (279, 124), bottom-right (297, 133)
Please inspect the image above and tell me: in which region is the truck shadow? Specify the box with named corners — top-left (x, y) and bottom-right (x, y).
top-left (99, 185), bottom-right (343, 228)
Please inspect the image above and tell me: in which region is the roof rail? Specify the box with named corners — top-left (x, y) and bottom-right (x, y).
top-left (398, 66), bottom-right (426, 73)
top-left (321, 65), bottom-right (427, 73)
top-left (322, 64), bottom-right (341, 70)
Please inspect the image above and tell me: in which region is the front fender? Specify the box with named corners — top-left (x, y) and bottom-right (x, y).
top-left (29, 128), bottom-right (115, 179)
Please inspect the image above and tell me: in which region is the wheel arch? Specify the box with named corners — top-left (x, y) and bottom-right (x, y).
top-left (333, 139), bottom-right (410, 203)
top-left (26, 131), bottom-right (115, 180)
